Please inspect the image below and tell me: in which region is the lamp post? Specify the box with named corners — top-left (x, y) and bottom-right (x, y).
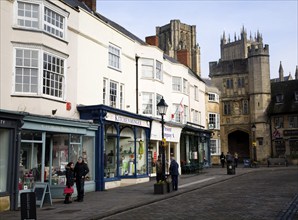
top-left (157, 97), bottom-right (168, 181)
top-left (251, 124), bottom-right (257, 162)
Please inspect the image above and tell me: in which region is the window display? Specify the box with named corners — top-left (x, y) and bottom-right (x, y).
top-left (19, 131), bottom-right (94, 189)
top-left (136, 129), bottom-right (147, 175)
top-left (119, 127), bottom-right (134, 176)
top-left (19, 142), bottom-right (43, 190)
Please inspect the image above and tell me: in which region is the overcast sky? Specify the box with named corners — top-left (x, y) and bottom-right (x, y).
top-left (96, 0), bottom-right (297, 79)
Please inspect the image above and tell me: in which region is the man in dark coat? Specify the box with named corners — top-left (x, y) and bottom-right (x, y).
top-left (169, 157), bottom-right (179, 191)
top-left (74, 156), bottom-right (89, 202)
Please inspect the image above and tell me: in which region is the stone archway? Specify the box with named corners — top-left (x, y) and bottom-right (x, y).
top-left (228, 130), bottom-right (250, 161)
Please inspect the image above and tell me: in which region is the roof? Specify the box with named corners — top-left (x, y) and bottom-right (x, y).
top-left (267, 80), bottom-right (298, 115)
top-left (61, 0), bottom-right (146, 45)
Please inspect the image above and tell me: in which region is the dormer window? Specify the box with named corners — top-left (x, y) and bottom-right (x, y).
top-left (276, 94), bottom-right (284, 103)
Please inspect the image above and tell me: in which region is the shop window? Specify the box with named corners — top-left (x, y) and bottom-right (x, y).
top-left (0, 129), bottom-right (10, 192)
top-left (119, 127), bottom-right (134, 176)
top-left (19, 131), bottom-right (94, 189)
top-left (19, 142), bottom-right (44, 190)
top-left (136, 128), bottom-right (147, 176)
top-left (82, 136), bottom-right (94, 181)
top-left (104, 125), bottom-right (118, 178)
top-left (51, 134), bottom-right (69, 186)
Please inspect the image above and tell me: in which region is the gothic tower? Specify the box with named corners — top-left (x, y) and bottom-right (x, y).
top-left (247, 34), bottom-right (271, 160)
top-left (146, 20), bottom-right (201, 76)
top-left (209, 27), bottom-right (271, 162)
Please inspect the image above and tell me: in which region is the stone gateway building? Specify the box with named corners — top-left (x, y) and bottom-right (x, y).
top-left (209, 27), bottom-right (271, 163)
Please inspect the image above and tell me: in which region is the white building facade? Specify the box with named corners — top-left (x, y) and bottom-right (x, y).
top-left (0, 0), bottom-right (211, 211)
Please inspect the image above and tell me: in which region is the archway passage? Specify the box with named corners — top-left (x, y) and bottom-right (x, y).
top-left (228, 130), bottom-right (249, 162)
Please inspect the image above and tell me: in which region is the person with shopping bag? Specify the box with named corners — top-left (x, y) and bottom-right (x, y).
top-left (64, 162), bottom-right (75, 204)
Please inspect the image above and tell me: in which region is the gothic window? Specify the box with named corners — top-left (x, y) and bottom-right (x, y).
top-left (226, 78), bottom-right (233, 89)
top-left (289, 116), bottom-right (298, 128)
top-left (274, 116), bottom-right (284, 128)
top-left (223, 102), bottom-right (231, 115)
top-left (242, 100), bottom-right (249, 114)
top-left (238, 77), bottom-right (245, 88)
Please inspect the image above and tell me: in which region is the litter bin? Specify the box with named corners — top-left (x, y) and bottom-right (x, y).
top-left (227, 163), bottom-right (236, 175)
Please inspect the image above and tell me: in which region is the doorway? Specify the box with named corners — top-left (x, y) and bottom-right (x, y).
top-left (228, 130), bottom-right (249, 161)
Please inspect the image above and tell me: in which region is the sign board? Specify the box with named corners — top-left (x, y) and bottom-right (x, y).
top-left (20, 192), bottom-right (36, 220)
top-left (252, 141), bottom-right (256, 147)
top-left (33, 182), bottom-right (52, 208)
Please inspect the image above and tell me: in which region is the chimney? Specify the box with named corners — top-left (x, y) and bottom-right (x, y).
top-left (177, 49), bottom-right (190, 68)
top-left (78, 0), bottom-right (96, 12)
top-left (145, 36), bottom-right (159, 47)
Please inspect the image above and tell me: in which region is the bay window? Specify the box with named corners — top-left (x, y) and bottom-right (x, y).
top-left (14, 46), bottom-right (66, 100)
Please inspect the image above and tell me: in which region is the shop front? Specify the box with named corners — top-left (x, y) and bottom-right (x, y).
top-left (0, 110), bottom-right (24, 211)
top-left (180, 123), bottom-right (212, 173)
top-left (19, 114), bottom-right (98, 199)
top-left (149, 121), bottom-right (182, 176)
top-left (78, 105), bottom-right (152, 191)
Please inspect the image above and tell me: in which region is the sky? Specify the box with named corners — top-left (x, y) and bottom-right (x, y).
top-left (96, 0), bottom-right (298, 79)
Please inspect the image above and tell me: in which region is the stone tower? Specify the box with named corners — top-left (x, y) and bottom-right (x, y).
top-left (147, 20), bottom-right (201, 76)
top-left (209, 27), bottom-right (271, 162)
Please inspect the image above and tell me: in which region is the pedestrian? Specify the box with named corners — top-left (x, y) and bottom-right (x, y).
top-left (64, 162), bottom-right (75, 204)
top-left (220, 152), bottom-right (226, 168)
top-left (156, 155), bottom-right (162, 183)
top-left (169, 156), bottom-right (179, 191)
top-left (234, 152), bottom-right (238, 168)
top-left (74, 156), bottom-right (89, 202)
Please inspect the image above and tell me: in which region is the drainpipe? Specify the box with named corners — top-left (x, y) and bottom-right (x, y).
top-left (136, 55), bottom-right (140, 114)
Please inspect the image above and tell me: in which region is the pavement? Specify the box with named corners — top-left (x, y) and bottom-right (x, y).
top-left (1, 165), bottom-right (297, 220)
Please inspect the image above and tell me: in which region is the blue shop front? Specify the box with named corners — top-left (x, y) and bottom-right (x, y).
top-left (78, 105), bottom-right (152, 190)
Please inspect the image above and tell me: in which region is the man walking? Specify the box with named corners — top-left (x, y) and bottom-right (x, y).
top-left (169, 156), bottom-right (179, 191)
top-left (74, 156), bottom-right (89, 202)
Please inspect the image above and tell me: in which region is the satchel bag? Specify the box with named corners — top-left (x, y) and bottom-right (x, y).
top-left (63, 186), bottom-right (74, 194)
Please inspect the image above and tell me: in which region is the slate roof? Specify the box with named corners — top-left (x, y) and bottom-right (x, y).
top-left (267, 80), bottom-right (298, 115)
top-left (62, 0), bottom-right (146, 45)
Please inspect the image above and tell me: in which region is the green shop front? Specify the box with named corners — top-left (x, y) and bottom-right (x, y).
top-left (18, 114), bottom-right (98, 199)
top-left (0, 110), bottom-right (23, 211)
top-left (77, 105), bottom-right (152, 190)
top-left (180, 123), bottom-right (212, 173)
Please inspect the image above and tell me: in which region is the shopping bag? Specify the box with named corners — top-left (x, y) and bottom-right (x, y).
top-left (63, 186), bottom-right (74, 194)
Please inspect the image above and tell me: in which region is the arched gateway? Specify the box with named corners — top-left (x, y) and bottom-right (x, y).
top-left (228, 130), bottom-right (250, 162)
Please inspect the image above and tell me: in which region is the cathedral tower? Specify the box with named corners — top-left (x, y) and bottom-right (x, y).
top-left (146, 20), bottom-right (201, 76)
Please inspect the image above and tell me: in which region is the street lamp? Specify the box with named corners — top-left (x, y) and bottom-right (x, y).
top-left (157, 97), bottom-right (168, 181)
top-left (251, 124), bottom-right (257, 162)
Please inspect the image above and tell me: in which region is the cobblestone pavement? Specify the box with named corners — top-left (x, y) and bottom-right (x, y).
top-left (102, 168), bottom-right (298, 220)
top-left (1, 166), bottom-right (297, 220)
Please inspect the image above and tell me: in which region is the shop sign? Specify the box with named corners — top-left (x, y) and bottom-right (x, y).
top-left (106, 113), bottom-right (150, 128)
top-left (0, 119), bottom-right (14, 127)
top-left (284, 130), bottom-right (298, 136)
top-left (150, 121), bottom-right (182, 142)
